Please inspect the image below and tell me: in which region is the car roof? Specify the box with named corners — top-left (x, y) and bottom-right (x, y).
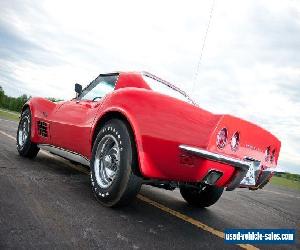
top-left (98, 71), bottom-right (194, 104)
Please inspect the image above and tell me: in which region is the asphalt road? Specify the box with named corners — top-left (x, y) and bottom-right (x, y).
top-left (0, 118), bottom-right (299, 250)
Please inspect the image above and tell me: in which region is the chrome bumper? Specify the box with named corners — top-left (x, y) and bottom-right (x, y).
top-left (179, 145), bottom-right (252, 191)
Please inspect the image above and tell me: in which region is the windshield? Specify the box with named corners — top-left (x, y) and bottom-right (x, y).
top-left (79, 74), bottom-right (118, 101)
top-left (142, 73), bottom-right (195, 104)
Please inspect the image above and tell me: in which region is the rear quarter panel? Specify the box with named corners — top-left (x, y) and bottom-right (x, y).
top-left (95, 88), bottom-right (220, 181)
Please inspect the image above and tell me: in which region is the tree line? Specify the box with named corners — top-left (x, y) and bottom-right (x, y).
top-left (0, 86), bottom-right (63, 113)
top-left (274, 172), bottom-right (300, 181)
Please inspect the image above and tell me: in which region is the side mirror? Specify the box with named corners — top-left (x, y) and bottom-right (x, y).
top-left (75, 83), bottom-right (82, 97)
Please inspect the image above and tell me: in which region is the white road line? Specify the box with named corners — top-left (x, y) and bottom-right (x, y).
top-left (0, 130), bottom-right (16, 141)
top-left (0, 129), bottom-right (90, 175)
top-left (0, 118), bottom-right (18, 124)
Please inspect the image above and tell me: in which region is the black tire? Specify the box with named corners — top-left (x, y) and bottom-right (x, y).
top-left (90, 119), bottom-right (142, 207)
top-left (180, 185), bottom-right (224, 208)
top-left (17, 108), bottom-right (39, 159)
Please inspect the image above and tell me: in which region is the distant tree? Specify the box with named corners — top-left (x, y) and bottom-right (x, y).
top-left (0, 87), bottom-right (30, 112)
top-left (0, 87), bottom-right (62, 112)
top-left (0, 86), bottom-right (4, 106)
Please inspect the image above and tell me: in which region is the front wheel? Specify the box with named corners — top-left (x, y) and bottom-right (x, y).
top-left (17, 108), bottom-right (39, 158)
top-left (180, 185), bottom-right (224, 208)
top-left (90, 119), bottom-right (142, 207)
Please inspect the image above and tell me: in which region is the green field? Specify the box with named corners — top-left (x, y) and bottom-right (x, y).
top-left (270, 176), bottom-right (300, 191)
top-left (0, 109), bottom-right (20, 121)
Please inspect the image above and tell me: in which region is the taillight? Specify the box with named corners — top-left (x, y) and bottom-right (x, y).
top-left (265, 146), bottom-right (271, 162)
top-left (230, 132), bottom-right (240, 151)
top-left (216, 128), bottom-right (228, 149)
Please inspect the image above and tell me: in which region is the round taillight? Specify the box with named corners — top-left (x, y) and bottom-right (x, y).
top-left (230, 132), bottom-right (240, 151)
top-left (265, 147), bottom-right (270, 162)
top-left (216, 128), bottom-right (228, 149)
top-left (270, 149), bottom-right (276, 163)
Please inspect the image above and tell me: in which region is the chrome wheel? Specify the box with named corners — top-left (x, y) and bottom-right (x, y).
top-left (18, 116), bottom-right (30, 148)
top-left (94, 134), bottom-right (120, 188)
top-left (90, 119), bottom-right (142, 207)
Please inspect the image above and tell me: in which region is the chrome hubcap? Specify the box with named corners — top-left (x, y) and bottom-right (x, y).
top-left (18, 116), bottom-right (30, 148)
top-left (94, 135), bottom-right (120, 188)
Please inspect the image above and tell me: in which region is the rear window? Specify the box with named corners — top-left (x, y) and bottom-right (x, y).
top-left (142, 74), bottom-right (194, 104)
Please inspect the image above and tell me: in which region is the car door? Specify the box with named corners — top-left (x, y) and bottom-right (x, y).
top-left (49, 74), bottom-right (118, 157)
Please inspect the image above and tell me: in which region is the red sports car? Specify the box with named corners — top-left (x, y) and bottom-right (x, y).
top-left (17, 71), bottom-right (281, 207)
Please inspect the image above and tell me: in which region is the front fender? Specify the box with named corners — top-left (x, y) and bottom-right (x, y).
top-left (22, 97), bottom-right (58, 143)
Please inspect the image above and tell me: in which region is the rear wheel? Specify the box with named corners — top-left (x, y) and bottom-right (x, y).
top-left (90, 119), bottom-right (141, 207)
top-left (17, 108), bottom-right (39, 158)
top-left (180, 185), bottom-right (224, 208)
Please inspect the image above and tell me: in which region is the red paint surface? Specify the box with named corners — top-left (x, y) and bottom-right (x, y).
top-left (25, 72), bottom-right (281, 187)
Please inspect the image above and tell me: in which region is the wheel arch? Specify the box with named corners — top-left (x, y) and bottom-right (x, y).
top-left (20, 98), bottom-right (57, 143)
top-left (91, 110), bottom-right (143, 177)
top-left (21, 103), bottom-right (31, 113)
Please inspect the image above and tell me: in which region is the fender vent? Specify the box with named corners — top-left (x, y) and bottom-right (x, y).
top-left (38, 121), bottom-right (48, 137)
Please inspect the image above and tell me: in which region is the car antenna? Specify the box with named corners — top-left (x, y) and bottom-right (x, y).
top-left (192, 0), bottom-right (216, 93)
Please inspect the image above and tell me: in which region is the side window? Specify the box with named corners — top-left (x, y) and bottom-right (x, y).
top-left (80, 75), bottom-right (118, 101)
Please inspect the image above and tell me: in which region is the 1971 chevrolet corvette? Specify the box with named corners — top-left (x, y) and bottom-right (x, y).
top-left (16, 71), bottom-right (281, 207)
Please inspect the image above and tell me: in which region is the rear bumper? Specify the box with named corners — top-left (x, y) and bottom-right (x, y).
top-left (179, 145), bottom-right (272, 191)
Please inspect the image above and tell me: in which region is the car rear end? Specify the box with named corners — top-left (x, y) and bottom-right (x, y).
top-left (117, 72), bottom-right (281, 191)
top-left (180, 114), bottom-right (281, 191)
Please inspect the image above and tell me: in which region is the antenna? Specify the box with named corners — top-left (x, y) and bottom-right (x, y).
top-left (192, 0), bottom-right (216, 92)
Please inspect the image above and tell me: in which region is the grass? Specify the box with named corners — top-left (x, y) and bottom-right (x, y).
top-left (0, 109), bottom-right (20, 122)
top-left (270, 176), bottom-right (300, 191)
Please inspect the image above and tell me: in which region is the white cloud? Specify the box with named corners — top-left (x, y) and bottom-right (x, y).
top-left (0, 0), bottom-right (299, 173)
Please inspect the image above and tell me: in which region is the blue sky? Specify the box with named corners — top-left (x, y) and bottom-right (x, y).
top-left (0, 0), bottom-right (299, 173)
